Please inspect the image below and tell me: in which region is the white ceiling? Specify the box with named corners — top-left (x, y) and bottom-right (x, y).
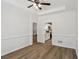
top-left (3, 0), bottom-right (78, 12)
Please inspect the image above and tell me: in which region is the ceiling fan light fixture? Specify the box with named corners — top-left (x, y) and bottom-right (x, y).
top-left (38, 4), bottom-right (42, 7)
top-left (33, 3), bottom-right (39, 9)
top-left (27, 0), bottom-right (51, 10)
top-left (32, 0), bottom-right (34, 1)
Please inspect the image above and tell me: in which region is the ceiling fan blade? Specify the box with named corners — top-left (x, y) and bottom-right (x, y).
top-left (27, 5), bottom-right (33, 8)
top-left (41, 3), bottom-right (51, 5)
top-left (28, 0), bottom-right (34, 2)
top-left (37, 6), bottom-right (42, 10)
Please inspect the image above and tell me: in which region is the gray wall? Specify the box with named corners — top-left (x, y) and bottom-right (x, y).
top-left (1, 1), bottom-right (33, 56)
top-left (37, 10), bottom-right (78, 54)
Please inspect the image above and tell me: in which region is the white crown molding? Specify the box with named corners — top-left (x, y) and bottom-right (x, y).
top-left (38, 5), bottom-right (66, 15)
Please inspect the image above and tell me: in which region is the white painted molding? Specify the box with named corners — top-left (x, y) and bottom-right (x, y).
top-left (52, 34), bottom-right (78, 55)
top-left (53, 34), bottom-right (78, 37)
top-left (2, 34), bottom-right (32, 40)
top-left (1, 36), bottom-right (32, 56)
top-left (38, 5), bottom-right (66, 15)
top-left (1, 42), bottom-right (32, 56)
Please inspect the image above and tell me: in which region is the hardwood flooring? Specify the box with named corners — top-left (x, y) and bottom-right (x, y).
top-left (33, 35), bottom-right (37, 44)
top-left (2, 39), bottom-right (77, 59)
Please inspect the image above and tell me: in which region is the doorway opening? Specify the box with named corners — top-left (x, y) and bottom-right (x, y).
top-left (33, 22), bottom-right (37, 44)
top-left (44, 22), bottom-right (52, 44)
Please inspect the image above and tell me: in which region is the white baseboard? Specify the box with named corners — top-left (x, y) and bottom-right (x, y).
top-left (52, 34), bottom-right (78, 55)
top-left (1, 35), bottom-right (32, 56)
top-left (1, 43), bottom-right (32, 56)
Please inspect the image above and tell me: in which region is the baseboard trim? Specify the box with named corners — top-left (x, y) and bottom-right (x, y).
top-left (1, 43), bottom-right (32, 56)
top-left (52, 34), bottom-right (78, 56)
top-left (1, 35), bottom-right (33, 56)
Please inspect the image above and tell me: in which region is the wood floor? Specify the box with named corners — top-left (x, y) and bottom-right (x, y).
top-left (2, 39), bottom-right (77, 59)
top-left (33, 35), bottom-right (37, 44)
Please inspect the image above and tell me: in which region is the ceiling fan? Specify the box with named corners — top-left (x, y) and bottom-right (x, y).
top-left (27, 0), bottom-right (51, 10)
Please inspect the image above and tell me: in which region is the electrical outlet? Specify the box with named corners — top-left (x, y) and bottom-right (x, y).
top-left (58, 40), bottom-right (63, 43)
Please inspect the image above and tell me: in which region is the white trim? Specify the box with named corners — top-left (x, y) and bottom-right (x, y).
top-left (1, 35), bottom-right (32, 56)
top-left (38, 5), bottom-right (66, 15)
top-left (1, 43), bottom-right (32, 56)
top-left (2, 34), bottom-right (32, 40)
top-left (52, 34), bottom-right (78, 55)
